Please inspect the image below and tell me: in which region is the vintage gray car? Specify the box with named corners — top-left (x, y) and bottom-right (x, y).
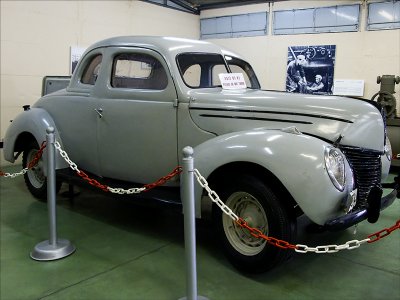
top-left (3, 36), bottom-right (399, 273)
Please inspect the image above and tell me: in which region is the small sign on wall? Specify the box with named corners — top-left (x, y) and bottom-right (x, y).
top-left (333, 79), bottom-right (365, 97)
top-left (70, 47), bottom-right (86, 75)
top-left (218, 73), bottom-right (247, 90)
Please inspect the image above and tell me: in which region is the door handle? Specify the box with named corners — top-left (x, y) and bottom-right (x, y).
top-left (95, 108), bottom-right (103, 118)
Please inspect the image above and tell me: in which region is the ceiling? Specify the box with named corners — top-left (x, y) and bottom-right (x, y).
top-left (181, 0), bottom-right (272, 10)
top-left (169, 0), bottom-right (286, 13)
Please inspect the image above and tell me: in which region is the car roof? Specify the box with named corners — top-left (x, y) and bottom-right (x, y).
top-left (86, 36), bottom-right (243, 60)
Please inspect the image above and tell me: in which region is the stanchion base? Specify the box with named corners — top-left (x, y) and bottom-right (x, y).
top-left (30, 239), bottom-right (76, 261)
top-left (178, 296), bottom-right (209, 300)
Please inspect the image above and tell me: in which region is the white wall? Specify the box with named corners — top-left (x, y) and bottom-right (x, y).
top-left (0, 0), bottom-right (199, 166)
top-left (1, 0), bottom-right (399, 167)
top-left (201, 1), bottom-right (400, 109)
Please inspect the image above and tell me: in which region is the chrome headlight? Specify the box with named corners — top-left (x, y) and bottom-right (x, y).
top-left (324, 146), bottom-right (346, 192)
top-left (384, 136), bottom-right (392, 161)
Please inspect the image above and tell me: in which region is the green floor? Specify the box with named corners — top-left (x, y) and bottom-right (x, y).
top-left (1, 165), bottom-right (399, 300)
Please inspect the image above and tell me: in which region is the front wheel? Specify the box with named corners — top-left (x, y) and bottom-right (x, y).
top-left (213, 174), bottom-right (296, 273)
top-left (23, 141), bottom-right (61, 201)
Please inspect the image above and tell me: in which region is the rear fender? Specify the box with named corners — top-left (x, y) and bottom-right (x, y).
top-left (192, 129), bottom-right (353, 224)
top-left (3, 108), bottom-right (68, 171)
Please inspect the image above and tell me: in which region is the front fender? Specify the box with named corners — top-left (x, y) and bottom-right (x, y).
top-left (192, 129), bottom-right (354, 224)
top-left (3, 107), bottom-right (68, 170)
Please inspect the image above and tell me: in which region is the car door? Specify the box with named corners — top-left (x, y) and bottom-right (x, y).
top-left (47, 49), bottom-right (103, 176)
top-left (93, 47), bottom-right (178, 184)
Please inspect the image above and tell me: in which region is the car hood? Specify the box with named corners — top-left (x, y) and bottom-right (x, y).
top-left (188, 89), bottom-right (385, 151)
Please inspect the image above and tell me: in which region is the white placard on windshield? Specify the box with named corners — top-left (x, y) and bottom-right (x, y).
top-left (218, 73), bottom-right (247, 90)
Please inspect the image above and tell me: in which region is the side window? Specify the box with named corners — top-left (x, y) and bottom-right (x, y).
top-left (111, 53), bottom-right (168, 90)
top-left (81, 54), bottom-right (102, 85)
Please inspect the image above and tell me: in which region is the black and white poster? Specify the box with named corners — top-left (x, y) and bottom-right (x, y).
top-left (286, 45), bottom-right (336, 95)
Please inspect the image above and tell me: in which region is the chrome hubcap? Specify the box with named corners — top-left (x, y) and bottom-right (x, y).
top-left (223, 192), bottom-right (268, 256)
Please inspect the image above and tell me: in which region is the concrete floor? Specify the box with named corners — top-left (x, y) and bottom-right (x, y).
top-left (1, 165), bottom-right (399, 300)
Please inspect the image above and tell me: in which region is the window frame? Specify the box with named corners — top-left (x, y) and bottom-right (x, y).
top-left (176, 52), bottom-right (229, 89)
top-left (273, 4), bottom-right (360, 35)
top-left (101, 47), bottom-right (175, 103)
top-left (110, 52), bottom-right (169, 91)
top-left (200, 12), bottom-right (268, 39)
top-left (176, 52), bottom-right (260, 90)
top-left (225, 56), bottom-right (261, 89)
top-left (366, 0), bottom-right (400, 31)
top-left (67, 48), bottom-right (104, 93)
top-left (80, 54), bottom-right (103, 86)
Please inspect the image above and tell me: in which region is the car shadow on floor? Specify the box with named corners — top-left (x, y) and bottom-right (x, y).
top-left (20, 181), bottom-right (399, 283)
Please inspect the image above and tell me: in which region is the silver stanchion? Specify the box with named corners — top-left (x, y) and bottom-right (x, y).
top-left (30, 127), bottom-right (75, 261)
top-left (179, 147), bottom-right (209, 300)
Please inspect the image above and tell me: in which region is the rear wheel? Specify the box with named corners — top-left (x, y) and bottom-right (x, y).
top-left (213, 173), bottom-right (296, 273)
top-left (23, 141), bottom-right (61, 201)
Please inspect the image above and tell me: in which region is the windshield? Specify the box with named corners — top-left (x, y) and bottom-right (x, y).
top-left (176, 53), bottom-right (260, 89)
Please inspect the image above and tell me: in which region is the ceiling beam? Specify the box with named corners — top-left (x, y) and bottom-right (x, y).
top-left (142, 0), bottom-right (288, 13)
top-left (198, 0), bottom-right (272, 11)
top-left (169, 0), bottom-right (199, 14)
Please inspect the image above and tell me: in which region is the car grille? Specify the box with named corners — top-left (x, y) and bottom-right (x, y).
top-left (340, 146), bottom-right (382, 209)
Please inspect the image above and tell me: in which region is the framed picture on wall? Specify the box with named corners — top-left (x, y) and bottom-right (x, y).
top-left (286, 45), bottom-right (336, 95)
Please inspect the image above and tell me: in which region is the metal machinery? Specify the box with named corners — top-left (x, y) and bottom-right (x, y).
top-left (373, 75), bottom-right (400, 167)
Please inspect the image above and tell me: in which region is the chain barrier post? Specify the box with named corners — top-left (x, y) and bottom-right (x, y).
top-left (30, 127), bottom-right (75, 261)
top-left (179, 147), bottom-right (208, 300)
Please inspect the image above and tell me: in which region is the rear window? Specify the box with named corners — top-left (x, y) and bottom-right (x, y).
top-left (81, 54), bottom-right (102, 85)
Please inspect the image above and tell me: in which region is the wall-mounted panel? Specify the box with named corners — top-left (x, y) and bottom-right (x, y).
top-left (274, 4), bottom-right (360, 35)
top-left (201, 12), bottom-right (267, 39)
top-left (367, 1), bottom-right (400, 30)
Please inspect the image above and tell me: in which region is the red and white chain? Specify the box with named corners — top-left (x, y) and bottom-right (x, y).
top-left (0, 142), bottom-right (46, 178)
top-left (0, 168), bottom-right (29, 178)
top-left (193, 168), bottom-right (399, 253)
top-left (54, 141), bottom-right (146, 194)
top-left (3, 141), bottom-right (397, 252)
top-left (295, 239), bottom-right (370, 253)
top-left (193, 168), bottom-right (240, 222)
top-left (54, 142), bottom-right (79, 172)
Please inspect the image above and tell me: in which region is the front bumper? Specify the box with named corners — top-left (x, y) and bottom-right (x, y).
top-left (324, 175), bottom-right (399, 231)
